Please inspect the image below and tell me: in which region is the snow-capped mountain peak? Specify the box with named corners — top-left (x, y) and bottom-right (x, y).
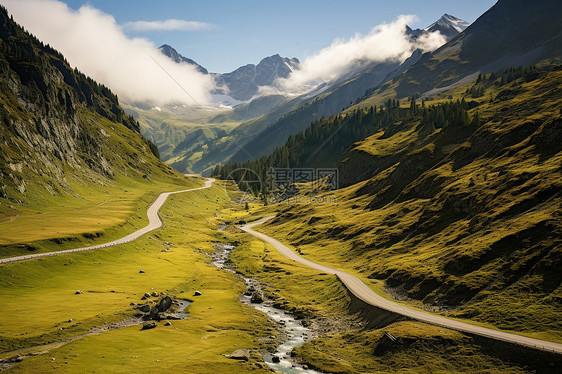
top-left (425, 14), bottom-right (470, 39)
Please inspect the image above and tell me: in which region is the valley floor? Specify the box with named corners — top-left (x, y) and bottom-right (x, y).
top-left (0, 178), bottom-right (559, 373)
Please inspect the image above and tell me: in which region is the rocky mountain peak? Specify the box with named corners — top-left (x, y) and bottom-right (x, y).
top-left (216, 54), bottom-right (300, 101)
top-left (425, 13), bottom-right (470, 39)
top-left (158, 44), bottom-right (208, 74)
top-left (406, 14), bottom-right (470, 42)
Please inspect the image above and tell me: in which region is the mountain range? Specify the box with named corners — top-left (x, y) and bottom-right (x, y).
top-left (218, 0), bottom-right (562, 176)
top-left (228, 1), bottom-right (561, 167)
top-left (145, 13), bottom-right (472, 174)
top-left (159, 45), bottom-right (300, 102)
top-left (389, 0), bottom-right (562, 99)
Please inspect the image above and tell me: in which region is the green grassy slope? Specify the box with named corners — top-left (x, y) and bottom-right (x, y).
top-left (222, 207), bottom-right (539, 373)
top-left (249, 65), bottom-right (562, 342)
top-left (0, 5), bottom-right (193, 255)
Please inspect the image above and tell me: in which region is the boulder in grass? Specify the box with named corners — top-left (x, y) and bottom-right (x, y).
top-left (75, 290), bottom-right (83, 295)
top-left (227, 349), bottom-right (249, 361)
top-left (139, 270), bottom-right (145, 273)
top-left (141, 292), bottom-right (150, 300)
top-left (141, 321), bottom-right (156, 330)
top-left (194, 290), bottom-right (202, 296)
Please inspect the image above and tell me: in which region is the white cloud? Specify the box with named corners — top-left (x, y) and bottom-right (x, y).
top-left (276, 15), bottom-right (447, 95)
top-left (122, 19), bottom-right (213, 32)
top-left (1, 0), bottom-right (215, 106)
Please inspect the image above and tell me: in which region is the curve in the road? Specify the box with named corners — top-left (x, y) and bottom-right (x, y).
top-left (241, 216), bottom-right (562, 355)
top-left (0, 178), bottom-right (215, 265)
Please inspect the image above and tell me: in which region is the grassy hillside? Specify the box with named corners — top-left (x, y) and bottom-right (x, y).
top-left (237, 65), bottom-right (562, 343)
top-left (0, 5), bottom-right (193, 255)
top-left (220, 206), bottom-right (543, 373)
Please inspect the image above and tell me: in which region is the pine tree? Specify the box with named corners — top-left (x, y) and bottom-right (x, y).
top-left (471, 111), bottom-right (481, 127)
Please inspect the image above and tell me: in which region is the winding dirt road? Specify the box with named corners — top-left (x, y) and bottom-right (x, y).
top-left (0, 178), bottom-right (215, 265)
top-left (241, 216), bottom-right (562, 355)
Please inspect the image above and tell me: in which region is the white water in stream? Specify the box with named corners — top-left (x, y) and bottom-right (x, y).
top-left (211, 243), bottom-right (323, 373)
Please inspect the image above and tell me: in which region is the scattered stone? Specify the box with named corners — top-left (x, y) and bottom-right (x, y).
top-left (141, 292), bottom-right (150, 300)
top-left (160, 313), bottom-right (182, 320)
top-left (151, 292), bottom-right (159, 297)
top-left (138, 304), bottom-right (151, 313)
top-left (130, 302), bottom-right (137, 306)
top-left (51, 357), bottom-right (55, 361)
top-left (141, 321), bottom-right (156, 330)
top-left (271, 356), bottom-right (280, 363)
top-left (145, 307), bottom-right (160, 321)
top-left (139, 270), bottom-right (145, 273)
top-left (228, 349), bottom-right (249, 361)
top-left (194, 290), bottom-right (202, 296)
top-left (75, 290), bottom-right (82, 295)
top-left (250, 291), bottom-right (264, 304)
top-left (164, 321), bottom-right (172, 326)
top-left (67, 319), bottom-right (73, 323)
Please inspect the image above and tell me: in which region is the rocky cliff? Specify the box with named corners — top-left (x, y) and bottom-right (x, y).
top-left (0, 5), bottom-right (173, 209)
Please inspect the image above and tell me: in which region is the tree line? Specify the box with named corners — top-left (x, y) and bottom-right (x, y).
top-left (214, 98), bottom-right (479, 195)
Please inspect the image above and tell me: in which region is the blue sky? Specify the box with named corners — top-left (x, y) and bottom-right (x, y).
top-left (62, 0), bottom-right (497, 73)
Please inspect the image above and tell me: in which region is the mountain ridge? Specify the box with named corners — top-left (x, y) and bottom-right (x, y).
top-left (0, 5), bottom-right (182, 214)
top-left (389, 0), bottom-right (562, 99)
top-left (215, 53), bottom-right (300, 101)
top-left (158, 44), bottom-right (300, 102)
top-left (159, 44), bottom-right (208, 74)
top-left (224, 14), bottom-right (470, 165)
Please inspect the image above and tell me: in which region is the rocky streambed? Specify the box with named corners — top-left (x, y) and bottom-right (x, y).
top-left (212, 243), bottom-right (323, 374)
